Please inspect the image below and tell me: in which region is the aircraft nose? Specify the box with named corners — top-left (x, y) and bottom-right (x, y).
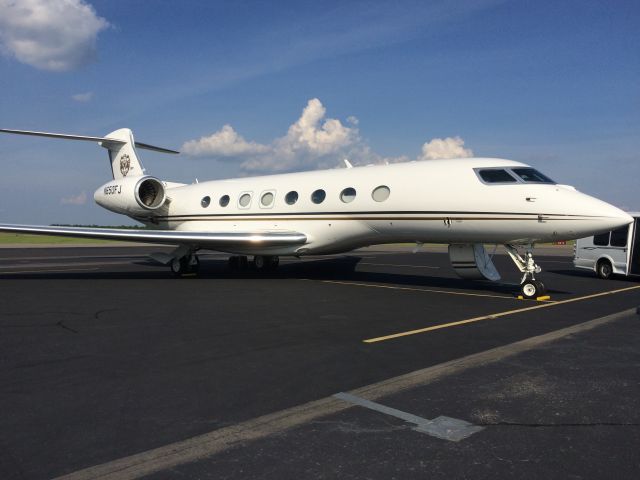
top-left (587, 197), bottom-right (633, 231)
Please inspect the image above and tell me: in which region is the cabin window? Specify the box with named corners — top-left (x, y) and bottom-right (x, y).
top-left (593, 232), bottom-right (610, 246)
top-left (285, 191), bottom-right (299, 205)
top-left (201, 196), bottom-right (211, 208)
top-left (219, 195), bottom-right (230, 207)
top-left (340, 187), bottom-right (356, 203)
top-left (610, 225), bottom-right (629, 247)
top-left (311, 189), bottom-right (326, 204)
top-left (372, 185), bottom-right (390, 202)
top-left (510, 168), bottom-right (554, 184)
top-left (477, 169), bottom-right (517, 183)
top-left (239, 193), bottom-right (252, 208)
top-left (260, 191), bottom-right (275, 208)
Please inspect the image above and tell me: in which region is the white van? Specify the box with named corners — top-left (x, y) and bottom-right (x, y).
top-left (573, 213), bottom-right (640, 279)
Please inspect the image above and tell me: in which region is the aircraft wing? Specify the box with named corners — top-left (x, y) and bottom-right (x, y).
top-left (0, 224), bottom-right (307, 248)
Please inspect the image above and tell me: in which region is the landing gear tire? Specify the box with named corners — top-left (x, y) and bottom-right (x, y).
top-left (171, 255), bottom-right (199, 276)
top-left (171, 257), bottom-right (188, 276)
top-left (596, 260), bottom-right (613, 280)
top-left (521, 279), bottom-right (544, 299)
top-left (253, 255), bottom-right (279, 271)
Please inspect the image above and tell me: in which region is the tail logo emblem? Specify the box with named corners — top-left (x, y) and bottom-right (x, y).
top-left (120, 154), bottom-right (131, 177)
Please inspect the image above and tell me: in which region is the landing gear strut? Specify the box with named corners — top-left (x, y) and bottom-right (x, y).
top-left (505, 245), bottom-right (545, 299)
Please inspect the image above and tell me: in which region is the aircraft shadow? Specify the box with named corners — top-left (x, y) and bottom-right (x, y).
top-left (0, 255), bottom-right (572, 295)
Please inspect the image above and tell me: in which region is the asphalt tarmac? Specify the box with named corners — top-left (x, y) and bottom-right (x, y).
top-left (1, 245), bottom-right (639, 479)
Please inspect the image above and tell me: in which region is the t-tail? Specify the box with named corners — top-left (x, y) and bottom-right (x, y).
top-left (0, 127), bottom-right (178, 179)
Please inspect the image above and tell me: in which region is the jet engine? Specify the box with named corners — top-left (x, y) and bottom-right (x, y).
top-left (94, 175), bottom-right (168, 216)
top-left (449, 244), bottom-right (501, 281)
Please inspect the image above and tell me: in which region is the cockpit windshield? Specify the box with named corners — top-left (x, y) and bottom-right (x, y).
top-left (510, 168), bottom-right (554, 183)
top-left (478, 169), bottom-right (517, 183)
top-left (475, 167), bottom-right (555, 185)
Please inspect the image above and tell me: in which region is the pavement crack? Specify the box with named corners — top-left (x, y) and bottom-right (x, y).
top-left (94, 308), bottom-right (120, 320)
top-left (56, 320), bottom-right (79, 334)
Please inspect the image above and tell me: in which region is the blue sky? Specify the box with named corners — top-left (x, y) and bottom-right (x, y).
top-left (0, 0), bottom-right (638, 224)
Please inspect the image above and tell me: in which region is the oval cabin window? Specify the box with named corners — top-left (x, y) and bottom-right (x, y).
top-left (340, 187), bottom-right (356, 203)
top-left (219, 195), bottom-right (230, 207)
top-left (371, 185), bottom-right (390, 202)
top-left (311, 189), bottom-right (326, 204)
top-left (239, 193), bottom-right (251, 208)
top-left (261, 192), bottom-right (274, 207)
top-left (285, 191), bottom-right (299, 205)
top-left (201, 196), bottom-right (211, 208)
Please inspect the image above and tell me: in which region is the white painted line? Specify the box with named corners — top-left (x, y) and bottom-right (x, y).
top-left (333, 392), bottom-right (483, 441)
top-left (359, 262), bottom-right (440, 269)
top-left (54, 308), bottom-right (635, 480)
top-left (0, 267), bottom-right (100, 274)
top-left (316, 279), bottom-right (520, 300)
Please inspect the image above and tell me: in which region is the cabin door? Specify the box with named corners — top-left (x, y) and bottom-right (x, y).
top-left (629, 220), bottom-right (640, 275)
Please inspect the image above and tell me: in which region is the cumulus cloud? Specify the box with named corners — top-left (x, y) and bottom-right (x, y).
top-left (182, 98), bottom-right (473, 173)
top-left (0, 0), bottom-right (109, 72)
top-left (418, 136), bottom-right (473, 160)
top-left (269, 98), bottom-right (357, 161)
top-left (60, 191), bottom-right (87, 205)
top-left (182, 125), bottom-right (269, 157)
top-left (183, 98), bottom-right (360, 173)
top-left (71, 91), bottom-right (93, 102)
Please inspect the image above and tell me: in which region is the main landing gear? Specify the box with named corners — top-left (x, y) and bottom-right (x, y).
top-left (227, 255), bottom-right (280, 272)
top-left (170, 253), bottom-right (199, 276)
top-left (505, 245), bottom-right (546, 299)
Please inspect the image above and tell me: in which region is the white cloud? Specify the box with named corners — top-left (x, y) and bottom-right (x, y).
top-left (60, 191), bottom-right (87, 205)
top-left (272, 98), bottom-right (356, 156)
top-left (418, 136), bottom-right (473, 160)
top-left (183, 98), bottom-right (360, 173)
top-left (0, 0), bottom-right (109, 72)
top-left (182, 125), bottom-right (269, 157)
top-left (72, 91), bottom-right (93, 102)
top-left (182, 98), bottom-right (474, 173)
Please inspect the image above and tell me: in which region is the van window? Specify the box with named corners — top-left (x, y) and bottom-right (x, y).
top-left (593, 232), bottom-right (610, 246)
top-left (478, 169), bottom-right (517, 183)
top-left (610, 225), bottom-right (629, 247)
top-left (510, 168), bottom-right (554, 183)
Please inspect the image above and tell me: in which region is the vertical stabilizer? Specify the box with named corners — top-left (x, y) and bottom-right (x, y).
top-left (102, 128), bottom-right (146, 179)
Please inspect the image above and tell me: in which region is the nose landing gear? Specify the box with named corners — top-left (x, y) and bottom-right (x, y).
top-left (505, 244), bottom-right (546, 299)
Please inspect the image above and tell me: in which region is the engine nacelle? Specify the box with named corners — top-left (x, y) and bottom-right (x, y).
top-left (94, 176), bottom-right (167, 216)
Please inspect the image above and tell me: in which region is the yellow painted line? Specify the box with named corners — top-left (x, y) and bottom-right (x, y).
top-left (365, 285), bottom-right (640, 343)
top-left (364, 285), bottom-right (640, 343)
top-left (318, 279), bottom-right (523, 301)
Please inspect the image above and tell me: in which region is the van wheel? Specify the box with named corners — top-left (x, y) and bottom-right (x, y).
top-left (596, 260), bottom-right (613, 279)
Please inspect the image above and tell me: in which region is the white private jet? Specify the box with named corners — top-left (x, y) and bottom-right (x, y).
top-left (0, 128), bottom-right (632, 298)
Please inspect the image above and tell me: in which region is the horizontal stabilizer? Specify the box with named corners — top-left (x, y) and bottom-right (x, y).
top-left (0, 128), bottom-right (179, 154)
top-left (0, 224), bottom-right (307, 248)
